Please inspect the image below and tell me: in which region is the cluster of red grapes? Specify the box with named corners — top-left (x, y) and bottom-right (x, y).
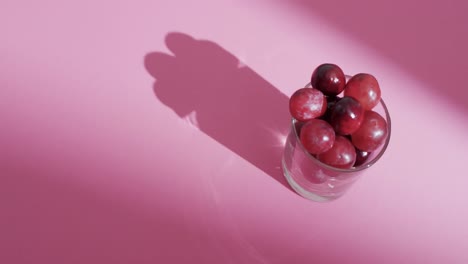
top-left (289, 63), bottom-right (388, 169)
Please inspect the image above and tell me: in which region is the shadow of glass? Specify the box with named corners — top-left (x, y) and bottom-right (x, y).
top-left (144, 32), bottom-right (292, 189)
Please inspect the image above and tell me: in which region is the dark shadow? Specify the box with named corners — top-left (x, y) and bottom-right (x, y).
top-left (144, 32), bottom-right (292, 189)
top-left (287, 0), bottom-right (468, 113)
top-left (0, 166), bottom-right (351, 263)
top-left (1, 161), bottom-right (268, 263)
top-left (0, 169), bottom-right (203, 263)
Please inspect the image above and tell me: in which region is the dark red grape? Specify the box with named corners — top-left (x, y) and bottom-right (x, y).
top-left (300, 119), bottom-right (335, 155)
top-left (311, 63), bottom-right (346, 96)
top-left (321, 96), bottom-right (342, 122)
top-left (289, 88), bottom-right (327, 122)
top-left (354, 148), bottom-right (371, 167)
top-left (344, 73), bottom-right (381, 110)
top-left (351, 110), bottom-right (388, 152)
top-left (329, 96), bottom-right (364, 135)
top-left (317, 136), bottom-right (356, 169)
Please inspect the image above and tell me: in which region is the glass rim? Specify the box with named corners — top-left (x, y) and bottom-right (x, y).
top-left (291, 83), bottom-right (392, 173)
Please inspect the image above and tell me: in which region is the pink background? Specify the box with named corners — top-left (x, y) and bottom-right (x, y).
top-left (1, 0), bottom-right (468, 263)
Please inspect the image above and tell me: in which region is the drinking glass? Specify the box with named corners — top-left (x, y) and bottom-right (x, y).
top-left (282, 82), bottom-right (391, 202)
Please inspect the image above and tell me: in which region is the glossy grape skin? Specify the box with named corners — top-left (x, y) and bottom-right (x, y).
top-left (311, 64), bottom-right (346, 96)
top-left (317, 136), bottom-right (356, 169)
top-left (344, 73), bottom-right (381, 110)
top-left (289, 88), bottom-right (327, 122)
top-left (354, 149), bottom-right (371, 167)
top-left (351, 110), bottom-right (388, 152)
top-left (299, 119), bottom-right (335, 155)
top-left (329, 96), bottom-right (364, 135)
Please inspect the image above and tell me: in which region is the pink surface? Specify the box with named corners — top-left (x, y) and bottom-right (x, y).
top-left (1, 0), bottom-right (468, 263)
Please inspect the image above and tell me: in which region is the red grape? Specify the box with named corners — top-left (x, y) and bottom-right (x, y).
top-left (289, 88), bottom-right (327, 122)
top-left (300, 119), bottom-right (335, 155)
top-left (317, 136), bottom-right (356, 169)
top-left (311, 63), bottom-right (346, 96)
top-left (351, 110), bottom-right (388, 152)
top-left (329, 96), bottom-right (364, 135)
top-left (344, 73), bottom-right (381, 110)
top-left (354, 148), bottom-right (370, 167)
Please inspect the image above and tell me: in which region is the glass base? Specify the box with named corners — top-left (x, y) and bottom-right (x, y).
top-left (282, 156), bottom-right (336, 202)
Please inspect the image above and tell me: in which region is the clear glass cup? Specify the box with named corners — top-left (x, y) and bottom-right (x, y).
top-left (282, 82), bottom-right (391, 202)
